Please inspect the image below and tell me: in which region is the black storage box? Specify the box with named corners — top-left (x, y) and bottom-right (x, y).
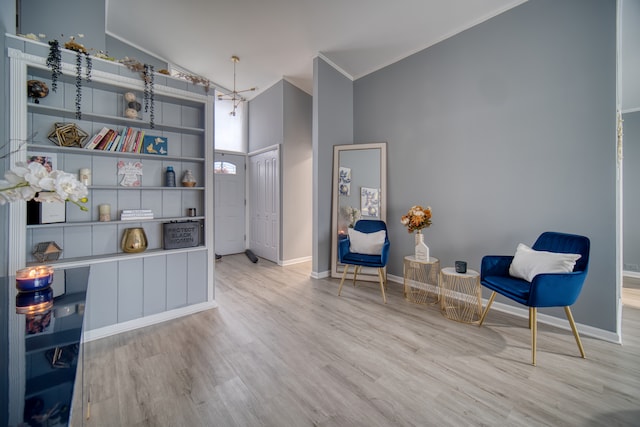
top-left (162, 221), bottom-right (200, 249)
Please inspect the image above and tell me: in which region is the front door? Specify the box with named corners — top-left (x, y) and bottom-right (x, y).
top-left (214, 152), bottom-right (246, 255)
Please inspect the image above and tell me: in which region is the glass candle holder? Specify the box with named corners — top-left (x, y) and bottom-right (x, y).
top-left (15, 265), bottom-right (54, 292)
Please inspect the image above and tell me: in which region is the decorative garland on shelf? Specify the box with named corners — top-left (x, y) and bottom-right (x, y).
top-left (46, 40), bottom-right (62, 92)
top-left (46, 38), bottom-right (93, 120)
top-left (143, 64), bottom-right (155, 129)
top-left (121, 57), bottom-right (156, 129)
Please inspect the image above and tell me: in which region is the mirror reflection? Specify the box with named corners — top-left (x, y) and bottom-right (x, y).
top-left (331, 142), bottom-right (387, 280)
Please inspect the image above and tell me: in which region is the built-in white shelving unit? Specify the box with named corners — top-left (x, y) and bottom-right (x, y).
top-left (7, 36), bottom-right (216, 340)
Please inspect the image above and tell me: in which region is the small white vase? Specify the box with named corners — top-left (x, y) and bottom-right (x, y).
top-left (415, 230), bottom-right (430, 261)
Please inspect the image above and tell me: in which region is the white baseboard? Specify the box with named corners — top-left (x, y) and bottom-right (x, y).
top-left (280, 256), bottom-right (312, 266)
top-left (83, 300), bottom-right (218, 342)
top-left (311, 270), bottom-right (330, 279)
top-left (623, 270), bottom-right (640, 279)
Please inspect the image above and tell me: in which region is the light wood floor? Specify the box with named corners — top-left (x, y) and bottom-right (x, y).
top-left (80, 254), bottom-right (640, 426)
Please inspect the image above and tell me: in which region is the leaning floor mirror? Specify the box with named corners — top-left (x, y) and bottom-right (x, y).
top-left (331, 142), bottom-right (387, 281)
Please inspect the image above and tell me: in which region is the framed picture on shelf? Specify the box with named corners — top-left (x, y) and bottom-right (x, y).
top-left (27, 152), bottom-right (57, 173)
top-left (142, 135), bottom-right (168, 155)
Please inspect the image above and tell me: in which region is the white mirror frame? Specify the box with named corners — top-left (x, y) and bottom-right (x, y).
top-left (330, 142), bottom-right (387, 281)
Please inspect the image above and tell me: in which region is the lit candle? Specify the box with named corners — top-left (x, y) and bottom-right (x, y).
top-left (15, 265), bottom-right (54, 292)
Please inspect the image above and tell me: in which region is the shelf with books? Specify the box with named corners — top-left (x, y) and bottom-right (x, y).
top-left (24, 144), bottom-right (205, 163)
top-left (9, 40), bottom-right (215, 340)
top-left (27, 103), bottom-right (205, 135)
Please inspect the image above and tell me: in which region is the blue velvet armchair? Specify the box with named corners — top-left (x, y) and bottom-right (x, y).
top-left (479, 231), bottom-right (590, 365)
top-left (338, 220), bottom-right (390, 303)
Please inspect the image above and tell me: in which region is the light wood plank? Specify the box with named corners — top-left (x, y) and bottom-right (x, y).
top-left (81, 254), bottom-right (640, 426)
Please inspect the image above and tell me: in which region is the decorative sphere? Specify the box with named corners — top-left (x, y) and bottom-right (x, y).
top-left (27, 80), bottom-right (49, 103)
top-left (128, 101), bottom-right (142, 111)
top-left (125, 108), bottom-right (139, 119)
top-left (124, 92), bottom-right (137, 102)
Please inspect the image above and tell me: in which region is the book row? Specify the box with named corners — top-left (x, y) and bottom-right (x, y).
top-left (83, 127), bottom-right (168, 155)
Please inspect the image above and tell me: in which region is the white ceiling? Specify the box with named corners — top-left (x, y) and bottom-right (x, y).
top-left (106, 0), bottom-right (526, 99)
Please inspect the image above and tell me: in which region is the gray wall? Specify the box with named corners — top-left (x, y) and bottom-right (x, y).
top-left (106, 35), bottom-right (167, 70)
top-left (621, 0), bottom-right (640, 111)
top-left (19, 0), bottom-right (106, 53)
top-left (353, 0), bottom-right (617, 331)
top-left (624, 111), bottom-right (640, 272)
top-left (283, 80), bottom-right (312, 261)
top-left (248, 79), bottom-right (312, 263)
top-left (312, 57), bottom-right (353, 275)
top-left (249, 81), bottom-right (284, 152)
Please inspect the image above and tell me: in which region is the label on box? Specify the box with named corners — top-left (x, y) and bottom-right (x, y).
top-left (162, 221), bottom-right (200, 249)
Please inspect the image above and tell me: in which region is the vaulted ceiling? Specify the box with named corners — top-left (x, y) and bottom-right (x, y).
top-left (106, 0), bottom-right (527, 98)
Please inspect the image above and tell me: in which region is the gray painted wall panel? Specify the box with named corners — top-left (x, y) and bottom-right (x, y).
top-left (144, 256), bottom-right (167, 316)
top-left (92, 224), bottom-right (118, 255)
top-left (19, 0), bottom-right (106, 53)
top-left (187, 250), bottom-right (207, 304)
top-left (63, 226), bottom-right (91, 259)
top-left (249, 81), bottom-right (284, 152)
top-left (353, 0), bottom-right (617, 331)
top-left (313, 57), bottom-right (353, 274)
top-left (621, 0), bottom-right (640, 110)
top-left (282, 81), bottom-right (313, 261)
top-left (624, 111), bottom-right (640, 271)
top-left (166, 252), bottom-right (188, 309)
top-left (118, 258), bottom-right (143, 322)
top-left (86, 262), bottom-right (118, 330)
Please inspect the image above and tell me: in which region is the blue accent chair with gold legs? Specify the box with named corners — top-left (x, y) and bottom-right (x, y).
top-left (338, 220), bottom-right (390, 304)
top-left (478, 231), bottom-right (590, 365)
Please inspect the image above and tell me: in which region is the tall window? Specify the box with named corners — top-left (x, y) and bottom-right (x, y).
top-left (215, 90), bottom-right (247, 153)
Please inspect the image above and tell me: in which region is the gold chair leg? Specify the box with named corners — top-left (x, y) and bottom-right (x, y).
top-left (531, 307), bottom-right (537, 366)
top-left (338, 265), bottom-right (350, 296)
top-left (478, 291), bottom-right (497, 326)
top-left (377, 268), bottom-right (387, 304)
top-left (352, 266), bottom-right (360, 287)
top-left (565, 306), bottom-right (586, 359)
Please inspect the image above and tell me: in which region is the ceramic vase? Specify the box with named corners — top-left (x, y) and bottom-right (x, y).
top-left (415, 230), bottom-right (430, 261)
top-left (121, 227), bottom-right (148, 253)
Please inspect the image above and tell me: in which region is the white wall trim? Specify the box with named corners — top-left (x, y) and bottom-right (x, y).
top-left (83, 301), bottom-right (218, 342)
top-left (311, 270), bottom-right (330, 279)
top-left (248, 143), bottom-right (281, 157)
top-left (280, 256), bottom-right (312, 266)
top-left (622, 106), bottom-right (640, 114)
top-left (316, 53), bottom-right (354, 81)
top-left (623, 270), bottom-right (640, 279)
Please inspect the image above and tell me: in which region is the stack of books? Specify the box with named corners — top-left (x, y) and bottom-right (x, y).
top-left (83, 127), bottom-right (146, 153)
top-left (120, 209), bottom-right (154, 221)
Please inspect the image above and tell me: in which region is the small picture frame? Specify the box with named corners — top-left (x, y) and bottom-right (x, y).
top-left (360, 187), bottom-right (380, 218)
top-left (27, 152), bottom-right (57, 173)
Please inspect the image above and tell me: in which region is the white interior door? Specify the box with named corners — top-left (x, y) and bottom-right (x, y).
top-left (214, 152), bottom-right (246, 255)
top-left (249, 148), bottom-right (279, 263)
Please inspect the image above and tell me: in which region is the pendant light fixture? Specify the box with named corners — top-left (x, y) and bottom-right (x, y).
top-left (217, 56), bottom-right (256, 116)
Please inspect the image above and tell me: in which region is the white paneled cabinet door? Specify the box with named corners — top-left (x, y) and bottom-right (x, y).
top-left (214, 152), bottom-right (246, 255)
top-left (249, 148), bottom-right (279, 263)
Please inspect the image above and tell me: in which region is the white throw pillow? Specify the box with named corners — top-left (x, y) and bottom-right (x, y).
top-left (348, 228), bottom-right (386, 255)
top-left (509, 243), bottom-right (581, 282)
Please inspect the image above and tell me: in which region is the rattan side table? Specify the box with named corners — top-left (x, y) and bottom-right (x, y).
top-left (439, 267), bottom-right (482, 323)
top-left (403, 256), bottom-right (440, 304)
